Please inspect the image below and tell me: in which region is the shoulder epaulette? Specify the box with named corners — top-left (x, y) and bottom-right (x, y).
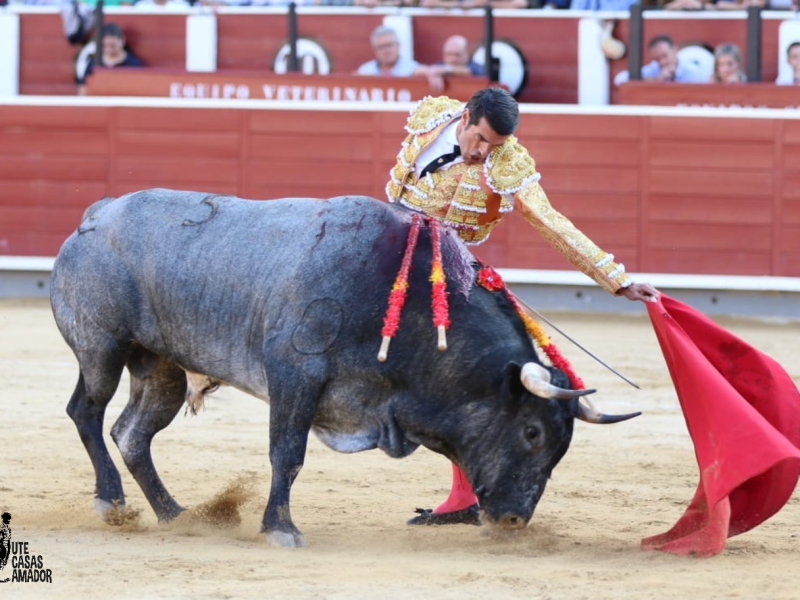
top-left (405, 96), bottom-right (464, 135)
top-left (484, 137), bottom-right (542, 194)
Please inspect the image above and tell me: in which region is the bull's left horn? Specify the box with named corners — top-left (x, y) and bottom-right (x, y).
top-left (577, 402), bottom-right (641, 425)
top-left (520, 363), bottom-right (596, 400)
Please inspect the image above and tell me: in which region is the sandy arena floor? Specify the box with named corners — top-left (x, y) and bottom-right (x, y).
top-left (0, 298), bottom-right (798, 600)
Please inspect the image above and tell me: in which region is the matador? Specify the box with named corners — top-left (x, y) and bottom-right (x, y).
top-left (386, 87), bottom-right (659, 525)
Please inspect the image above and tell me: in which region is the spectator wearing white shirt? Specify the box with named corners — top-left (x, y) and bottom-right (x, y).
top-left (614, 35), bottom-right (709, 85)
top-left (776, 42), bottom-right (800, 86)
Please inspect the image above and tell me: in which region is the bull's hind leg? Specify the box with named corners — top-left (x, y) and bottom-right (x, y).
top-left (66, 347), bottom-right (129, 519)
top-left (110, 348), bottom-right (187, 522)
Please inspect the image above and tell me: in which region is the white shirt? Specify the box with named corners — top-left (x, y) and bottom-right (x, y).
top-left (414, 119), bottom-right (463, 177)
top-left (775, 71), bottom-right (799, 86)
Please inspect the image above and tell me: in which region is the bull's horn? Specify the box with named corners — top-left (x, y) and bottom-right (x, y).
top-left (520, 363), bottom-right (597, 400)
top-left (577, 401), bottom-right (641, 425)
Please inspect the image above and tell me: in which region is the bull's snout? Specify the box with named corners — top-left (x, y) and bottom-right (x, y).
top-left (496, 513), bottom-right (529, 530)
top-left (474, 482), bottom-right (540, 532)
top-left (481, 510), bottom-right (531, 532)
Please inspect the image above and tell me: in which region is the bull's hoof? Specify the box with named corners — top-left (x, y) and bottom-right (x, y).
top-left (265, 530), bottom-right (307, 548)
top-left (95, 499), bottom-right (142, 527)
top-left (406, 504), bottom-right (481, 526)
top-left (95, 498), bottom-right (122, 519)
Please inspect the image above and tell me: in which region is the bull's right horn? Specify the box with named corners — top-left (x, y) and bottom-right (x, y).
top-left (577, 402), bottom-right (641, 425)
top-left (520, 363), bottom-right (596, 400)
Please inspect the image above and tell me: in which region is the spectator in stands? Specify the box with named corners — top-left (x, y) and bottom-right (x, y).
top-left (776, 41), bottom-right (800, 85)
top-left (712, 0), bottom-right (769, 9)
top-left (413, 35), bottom-right (484, 92)
top-left (134, 0), bottom-right (190, 8)
top-left (251, 0), bottom-right (328, 4)
top-left (614, 34), bottom-right (709, 85)
top-left (356, 26), bottom-right (421, 77)
top-left (419, 0), bottom-right (556, 7)
top-left (77, 22), bottom-right (144, 94)
top-left (712, 43), bottom-right (746, 83)
top-left (352, 0), bottom-right (418, 5)
top-left (662, 0), bottom-right (707, 9)
top-left (570, 0), bottom-right (639, 9)
top-left (684, 0), bottom-right (799, 8)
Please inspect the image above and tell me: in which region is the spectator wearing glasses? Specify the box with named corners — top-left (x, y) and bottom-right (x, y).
top-left (356, 26), bottom-right (421, 77)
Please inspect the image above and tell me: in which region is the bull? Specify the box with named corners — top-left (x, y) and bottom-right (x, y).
top-left (50, 189), bottom-right (638, 548)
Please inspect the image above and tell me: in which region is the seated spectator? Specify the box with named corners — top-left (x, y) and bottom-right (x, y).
top-left (251, 0), bottom-right (328, 5)
top-left (570, 0), bottom-right (639, 9)
top-left (712, 0), bottom-right (796, 9)
top-left (712, 43), bottom-right (746, 83)
top-left (134, 0), bottom-right (190, 8)
top-left (77, 22), bottom-right (144, 94)
top-left (413, 35), bottom-right (484, 92)
top-left (662, 0), bottom-right (707, 9)
top-left (419, 0), bottom-right (554, 7)
top-left (776, 42), bottom-right (800, 86)
top-left (356, 26), bottom-right (420, 77)
top-left (352, 0), bottom-right (416, 5)
top-left (614, 35), bottom-right (709, 85)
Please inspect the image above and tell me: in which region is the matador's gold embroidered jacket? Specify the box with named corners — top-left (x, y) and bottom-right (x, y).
top-left (385, 96), bottom-right (632, 294)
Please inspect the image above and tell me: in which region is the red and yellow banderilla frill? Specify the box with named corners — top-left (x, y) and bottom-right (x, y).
top-left (378, 222), bottom-right (583, 393)
top-left (428, 218), bottom-right (450, 351)
top-left (378, 214), bottom-right (422, 362)
top-left (477, 265), bottom-right (585, 391)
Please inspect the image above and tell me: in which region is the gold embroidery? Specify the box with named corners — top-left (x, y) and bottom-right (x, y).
top-left (387, 98), bottom-right (632, 288)
top-left (418, 173), bottom-right (458, 216)
top-left (406, 97), bottom-right (464, 134)
top-left (514, 183), bottom-right (631, 293)
top-left (487, 139), bottom-right (539, 194)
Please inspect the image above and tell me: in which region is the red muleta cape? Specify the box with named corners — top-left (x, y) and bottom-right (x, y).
top-left (642, 294), bottom-right (800, 557)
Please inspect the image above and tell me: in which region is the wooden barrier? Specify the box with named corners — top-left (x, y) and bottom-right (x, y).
top-left (616, 82), bottom-right (800, 109)
top-left (85, 70), bottom-right (490, 102)
top-left (2, 100), bottom-right (800, 278)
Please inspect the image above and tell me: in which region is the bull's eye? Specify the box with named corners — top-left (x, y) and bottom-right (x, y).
top-left (524, 426), bottom-right (540, 442)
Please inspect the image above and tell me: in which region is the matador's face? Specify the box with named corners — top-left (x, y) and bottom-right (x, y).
top-left (456, 111), bottom-right (510, 166)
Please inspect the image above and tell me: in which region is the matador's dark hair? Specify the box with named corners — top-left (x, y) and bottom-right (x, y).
top-left (465, 87), bottom-right (519, 136)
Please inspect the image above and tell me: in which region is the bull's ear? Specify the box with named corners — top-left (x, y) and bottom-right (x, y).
top-left (501, 362), bottom-right (525, 398)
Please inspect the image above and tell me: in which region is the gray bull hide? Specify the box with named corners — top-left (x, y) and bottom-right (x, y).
top-left (50, 189), bottom-right (636, 548)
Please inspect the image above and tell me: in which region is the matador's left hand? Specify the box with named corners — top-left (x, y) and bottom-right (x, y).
top-left (619, 282), bottom-right (660, 303)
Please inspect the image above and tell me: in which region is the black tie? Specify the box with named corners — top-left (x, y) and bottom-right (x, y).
top-left (420, 145), bottom-right (461, 177)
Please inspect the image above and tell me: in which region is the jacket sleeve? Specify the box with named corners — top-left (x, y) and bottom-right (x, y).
top-left (513, 181), bottom-right (633, 295)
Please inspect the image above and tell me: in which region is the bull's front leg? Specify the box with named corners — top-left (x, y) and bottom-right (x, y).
top-left (260, 378), bottom-right (320, 548)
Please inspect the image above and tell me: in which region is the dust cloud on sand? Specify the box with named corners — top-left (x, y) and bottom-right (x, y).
top-left (1, 298), bottom-right (798, 599)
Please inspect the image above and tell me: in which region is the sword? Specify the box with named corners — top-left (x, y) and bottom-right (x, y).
top-left (513, 293), bottom-right (641, 390)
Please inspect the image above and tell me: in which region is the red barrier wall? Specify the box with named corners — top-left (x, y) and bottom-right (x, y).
top-left (2, 102), bottom-right (799, 278)
top-left (616, 81), bottom-right (800, 109)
